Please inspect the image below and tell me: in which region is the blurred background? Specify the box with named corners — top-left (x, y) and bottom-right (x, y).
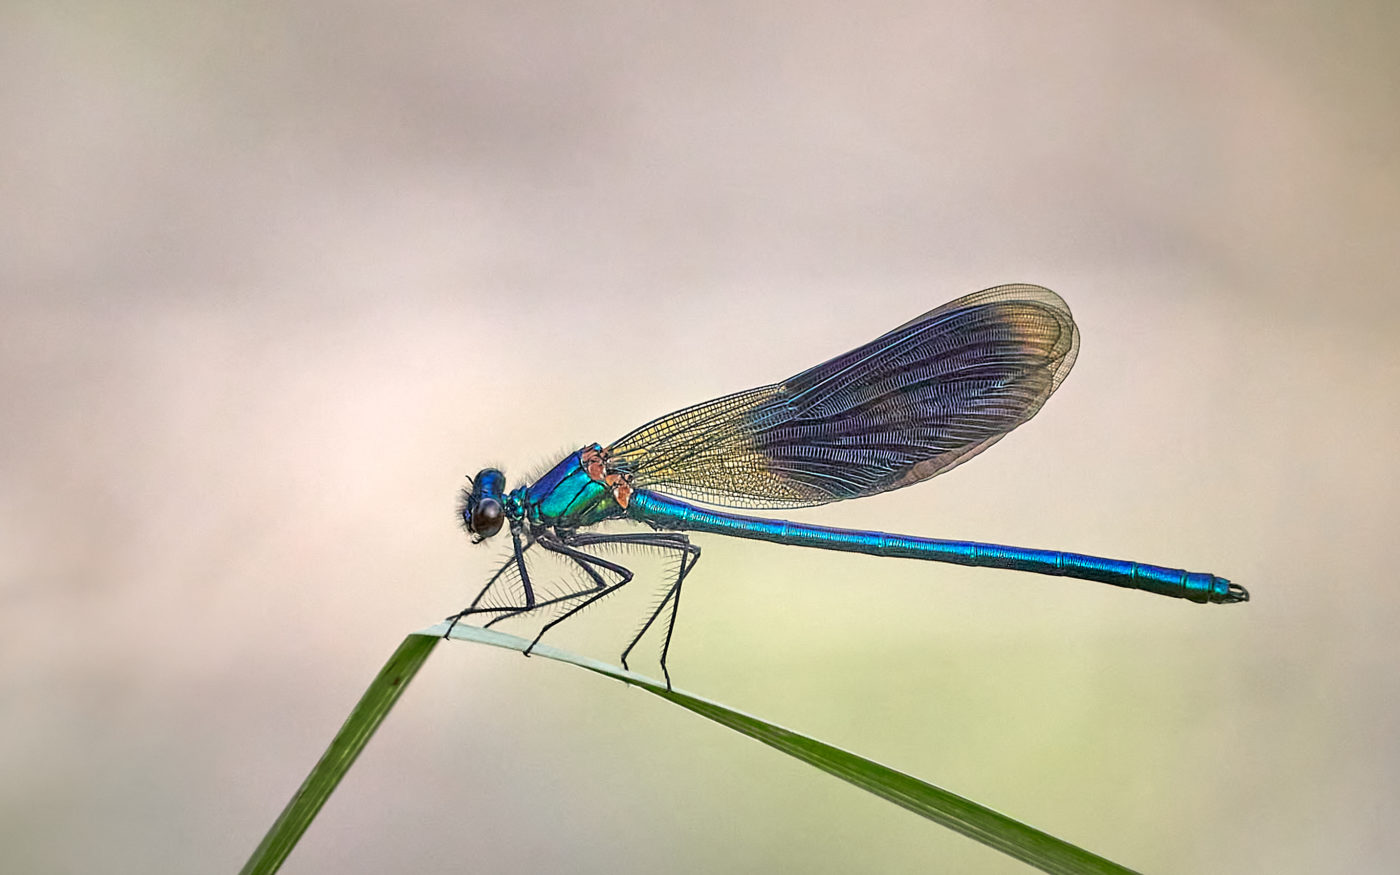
top-left (3, 2), bottom-right (1397, 872)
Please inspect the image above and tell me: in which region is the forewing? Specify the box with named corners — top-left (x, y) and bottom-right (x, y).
top-left (606, 284), bottom-right (1079, 508)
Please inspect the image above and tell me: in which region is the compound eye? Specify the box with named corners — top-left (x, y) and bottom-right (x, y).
top-left (470, 497), bottom-right (504, 537)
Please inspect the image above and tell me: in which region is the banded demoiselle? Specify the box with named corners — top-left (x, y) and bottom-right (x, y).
top-left (451, 284), bottom-right (1246, 686)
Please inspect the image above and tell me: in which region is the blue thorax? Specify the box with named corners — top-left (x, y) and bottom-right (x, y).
top-left (516, 446), bottom-right (625, 528)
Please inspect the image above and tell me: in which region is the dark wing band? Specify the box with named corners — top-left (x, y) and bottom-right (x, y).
top-left (606, 284), bottom-right (1079, 509)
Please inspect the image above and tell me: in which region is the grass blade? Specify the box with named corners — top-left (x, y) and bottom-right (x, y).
top-left (434, 622), bottom-right (1137, 875)
top-left (244, 622), bottom-right (1136, 874)
top-left (239, 633), bottom-right (438, 875)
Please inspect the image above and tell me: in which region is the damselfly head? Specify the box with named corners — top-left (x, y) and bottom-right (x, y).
top-left (461, 468), bottom-right (506, 542)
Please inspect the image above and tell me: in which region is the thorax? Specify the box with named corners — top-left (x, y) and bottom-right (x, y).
top-left (517, 445), bottom-right (627, 528)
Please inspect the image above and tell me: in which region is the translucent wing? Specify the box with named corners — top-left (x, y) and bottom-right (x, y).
top-left (605, 284), bottom-right (1080, 508)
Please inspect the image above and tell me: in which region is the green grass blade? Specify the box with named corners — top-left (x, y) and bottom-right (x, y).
top-left (433, 622), bottom-right (1137, 875)
top-left (239, 633), bottom-right (438, 875)
top-left (243, 621), bottom-right (1136, 874)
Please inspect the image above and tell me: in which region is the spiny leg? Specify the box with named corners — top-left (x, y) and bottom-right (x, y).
top-left (654, 539), bottom-right (697, 690)
top-left (510, 524), bottom-right (536, 606)
top-left (448, 520), bottom-right (534, 630)
top-left (567, 532), bottom-right (701, 690)
top-left (627, 536), bottom-right (700, 690)
top-left (484, 539), bottom-right (611, 635)
top-left (445, 523), bottom-right (536, 637)
top-left (524, 534), bottom-right (635, 656)
top-left (464, 532), bottom-right (625, 642)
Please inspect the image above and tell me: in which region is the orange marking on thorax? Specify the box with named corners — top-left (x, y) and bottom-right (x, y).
top-left (580, 444), bottom-right (632, 509)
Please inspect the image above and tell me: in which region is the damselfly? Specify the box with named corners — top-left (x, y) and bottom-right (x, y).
top-left (450, 285), bottom-right (1246, 686)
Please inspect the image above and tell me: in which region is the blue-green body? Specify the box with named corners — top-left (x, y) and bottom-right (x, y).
top-left (507, 449), bottom-right (1235, 605)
